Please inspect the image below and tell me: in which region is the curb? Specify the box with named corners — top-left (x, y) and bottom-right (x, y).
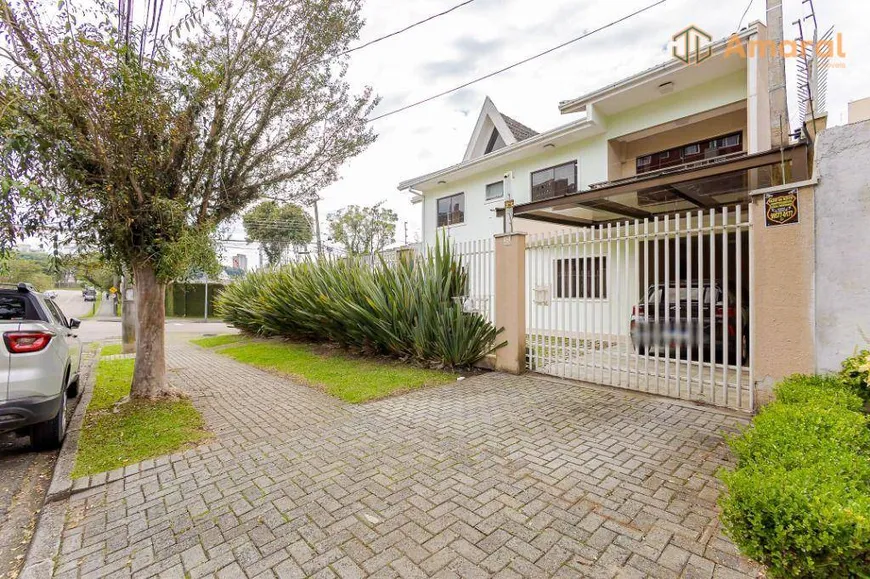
top-left (44, 351), bottom-right (99, 504)
top-left (19, 349), bottom-right (99, 579)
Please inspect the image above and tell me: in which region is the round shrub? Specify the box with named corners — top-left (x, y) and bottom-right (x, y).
top-left (720, 461), bottom-right (870, 578)
top-left (773, 374), bottom-right (864, 412)
top-left (727, 403), bottom-right (870, 470)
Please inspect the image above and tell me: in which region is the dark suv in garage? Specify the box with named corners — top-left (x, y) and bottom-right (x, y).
top-left (629, 281), bottom-right (748, 364)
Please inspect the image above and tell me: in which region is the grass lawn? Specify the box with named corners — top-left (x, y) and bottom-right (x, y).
top-left (213, 339), bottom-right (456, 403)
top-left (99, 343), bottom-right (123, 357)
top-left (72, 359), bottom-right (209, 478)
top-left (191, 334), bottom-right (246, 348)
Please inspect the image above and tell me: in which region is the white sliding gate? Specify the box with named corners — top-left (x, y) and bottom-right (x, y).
top-left (526, 206), bottom-right (753, 411)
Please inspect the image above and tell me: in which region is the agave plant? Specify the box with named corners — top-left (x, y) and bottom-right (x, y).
top-left (215, 235), bottom-right (504, 367)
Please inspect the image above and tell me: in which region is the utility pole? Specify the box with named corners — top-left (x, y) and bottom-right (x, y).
top-left (120, 272), bottom-right (136, 354)
top-left (403, 221), bottom-right (408, 246)
top-left (313, 197), bottom-right (323, 258)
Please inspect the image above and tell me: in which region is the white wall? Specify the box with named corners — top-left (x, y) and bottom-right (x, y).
top-left (814, 120), bottom-right (870, 372)
top-left (419, 70), bottom-right (749, 247)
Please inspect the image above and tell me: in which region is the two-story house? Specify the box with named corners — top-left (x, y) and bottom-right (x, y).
top-left (398, 21), bottom-right (805, 245)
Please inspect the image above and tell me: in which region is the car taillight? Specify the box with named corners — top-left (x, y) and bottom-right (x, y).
top-left (3, 331), bottom-right (54, 353)
top-left (633, 305), bottom-right (645, 316)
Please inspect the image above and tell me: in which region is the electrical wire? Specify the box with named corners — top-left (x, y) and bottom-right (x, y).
top-left (343, 0), bottom-right (476, 57)
top-left (736, 0), bottom-right (754, 31)
top-left (367, 0), bottom-right (667, 122)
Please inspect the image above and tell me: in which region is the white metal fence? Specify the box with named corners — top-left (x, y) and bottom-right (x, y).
top-left (453, 238), bottom-right (496, 323)
top-left (525, 206), bottom-right (753, 411)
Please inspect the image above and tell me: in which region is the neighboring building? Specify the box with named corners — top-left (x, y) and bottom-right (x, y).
top-left (398, 21), bottom-right (798, 247)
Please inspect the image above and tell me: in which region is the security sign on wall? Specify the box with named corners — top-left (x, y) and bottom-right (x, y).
top-left (764, 189), bottom-right (799, 227)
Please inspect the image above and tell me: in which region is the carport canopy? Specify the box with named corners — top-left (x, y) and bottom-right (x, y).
top-left (511, 143), bottom-right (809, 226)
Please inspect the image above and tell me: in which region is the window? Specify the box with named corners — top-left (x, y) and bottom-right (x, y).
top-left (0, 295), bottom-right (26, 320)
top-left (554, 257), bottom-right (607, 299)
top-left (636, 132), bottom-right (743, 175)
top-left (531, 161), bottom-right (577, 201)
top-left (45, 299), bottom-right (69, 328)
top-left (485, 181), bottom-right (504, 201)
top-left (437, 193), bottom-right (465, 227)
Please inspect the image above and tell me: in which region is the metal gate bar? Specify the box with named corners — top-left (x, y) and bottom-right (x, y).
top-left (526, 205), bottom-right (752, 411)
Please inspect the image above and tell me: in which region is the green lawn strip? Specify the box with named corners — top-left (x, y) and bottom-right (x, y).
top-left (99, 343), bottom-right (124, 357)
top-left (218, 341), bottom-right (456, 403)
top-left (72, 358), bottom-right (208, 478)
top-left (190, 334), bottom-right (246, 348)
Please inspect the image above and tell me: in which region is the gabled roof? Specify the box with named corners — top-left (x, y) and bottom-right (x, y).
top-left (462, 97), bottom-right (538, 162)
top-left (502, 114), bottom-right (539, 142)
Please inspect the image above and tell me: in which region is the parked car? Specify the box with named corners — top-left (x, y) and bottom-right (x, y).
top-left (0, 283), bottom-right (82, 450)
top-left (83, 288), bottom-right (97, 302)
top-left (629, 281), bottom-right (748, 364)
top-left (44, 290), bottom-right (58, 299)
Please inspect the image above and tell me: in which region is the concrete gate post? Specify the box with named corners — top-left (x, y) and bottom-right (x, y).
top-left (494, 232), bottom-right (526, 374)
top-left (749, 183), bottom-right (816, 407)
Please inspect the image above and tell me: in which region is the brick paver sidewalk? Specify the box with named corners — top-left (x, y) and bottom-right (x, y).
top-left (52, 344), bottom-right (758, 578)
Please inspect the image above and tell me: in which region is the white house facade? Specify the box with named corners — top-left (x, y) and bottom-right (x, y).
top-left (398, 22), bottom-right (775, 247)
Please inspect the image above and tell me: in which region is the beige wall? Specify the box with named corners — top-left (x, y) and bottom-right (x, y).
top-left (750, 185), bottom-right (815, 406)
top-left (848, 97), bottom-right (870, 124)
top-left (494, 233), bottom-right (526, 374)
top-left (610, 109), bottom-right (748, 180)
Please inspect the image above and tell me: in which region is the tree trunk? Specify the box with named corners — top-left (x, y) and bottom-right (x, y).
top-left (130, 262), bottom-right (169, 399)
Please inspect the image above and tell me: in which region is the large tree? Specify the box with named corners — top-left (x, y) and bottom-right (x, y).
top-left (328, 202), bottom-right (397, 256)
top-left (0, 0), bottom-right (377, 398)
top-left (242, 201), bottom-right (313, 266)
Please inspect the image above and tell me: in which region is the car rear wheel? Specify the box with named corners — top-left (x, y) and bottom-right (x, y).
top-left (32, 388), bottom-right (67, 451)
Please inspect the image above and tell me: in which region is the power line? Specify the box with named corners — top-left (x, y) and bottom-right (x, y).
top-left (343, 0), bottom-right (476, 57)
top-left (736, 0), bottom-right (755, 31)
top-left (368, 0), bottom-right (667, 122)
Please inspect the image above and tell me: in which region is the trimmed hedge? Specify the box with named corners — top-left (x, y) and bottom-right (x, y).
top-left (719, 374), bottom-right (870, 577)
top-left (215, 239), bottom-right (505, 368)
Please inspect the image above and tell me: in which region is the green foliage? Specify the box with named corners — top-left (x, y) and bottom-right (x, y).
top-left (0, 254), bottom-right (54, 290)
top-left (1, 0), bottom-right (377, 280)
top-left (328, 202), bottom-right (398, 256)
top-left (64, 253), bottom-right (116, 290)
top-left (242, 201), bottom-right (313, 266)
top-left (216, 238), bottom-right (503, 368)
top-left (719, 372), bottom-right (870, 577)
top-left (840, 349), bottom-right (870, 401)
top-left (216, 340), bottom-right (455, 404)
top-left (773, 374), bottom-right (865, 412)
top-left (72, 358), bottom-right (208, 477)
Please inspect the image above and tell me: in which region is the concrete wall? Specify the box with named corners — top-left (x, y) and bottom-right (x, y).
top-left (814, 120), bottom-right (870, 372)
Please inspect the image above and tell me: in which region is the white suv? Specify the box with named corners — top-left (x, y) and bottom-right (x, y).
top-left (0, 283), bottom-right (82, 450)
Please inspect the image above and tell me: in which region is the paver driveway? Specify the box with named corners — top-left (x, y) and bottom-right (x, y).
top-left (52, 344), bottom-right (758, 578)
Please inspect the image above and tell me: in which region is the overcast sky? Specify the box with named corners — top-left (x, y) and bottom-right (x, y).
top-left (298, 0), bottom-right (868, 248)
